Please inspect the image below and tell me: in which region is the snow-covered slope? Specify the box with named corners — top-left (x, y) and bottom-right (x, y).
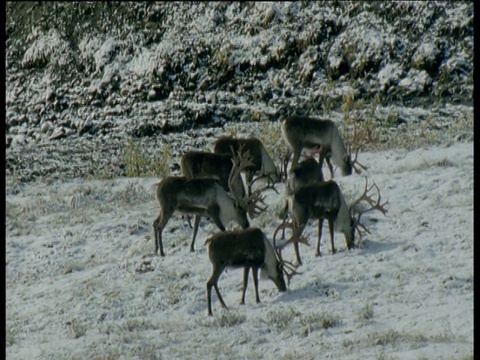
top-left (6, 142), bottom-right (473, 359)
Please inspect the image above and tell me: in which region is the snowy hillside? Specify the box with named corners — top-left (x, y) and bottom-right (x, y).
top-left (5, 2), bottom-right (473, 359)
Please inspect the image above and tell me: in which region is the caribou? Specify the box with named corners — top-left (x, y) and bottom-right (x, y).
top-left (152, 149), bottom-right (267, 256)
top-left (205, 227), bottom-right (306, 316)
top-left (285, 156), bottom-right (324, 196)
top-left (181, 150), bottom-right (246, 199)
top-left (276, 177), bottom-right (388, 265)
top-left (281, 115), bottom-right (366, 179)
top-left (213, 136), bottom-right (281, 196)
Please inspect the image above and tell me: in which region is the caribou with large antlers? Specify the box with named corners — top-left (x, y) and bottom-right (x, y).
top-left (276, 177), bottom-right (388, 265)
top-left (181, 150), bottom-right (246, 199)
top-left (279, 156), bottom-right (325, 240)
top-left (213, 136), bottom-right (281, 195)
top-left (152, 149), bottom-right (268, 256)
top-left (281, 180), bottom-right (353, 265)
top-left (152, 177), bottom-right (249, 256)
top-left (349, 177), bottom-right (389, 240)
top-left (281, 115), bottom-right (366, 178)
top-left (205, 227), bottom-right (306, 316)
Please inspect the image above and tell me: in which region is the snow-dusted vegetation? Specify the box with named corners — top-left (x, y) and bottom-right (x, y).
top-left (6, 2), bottom-right (473, 359)
top-left (6, 2), bottom-right (473, 181)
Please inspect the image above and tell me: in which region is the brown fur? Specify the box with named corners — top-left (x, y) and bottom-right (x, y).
top-left (181, 151), bottom-right (246, 198)
top-left (286, 157), bottom-right (324, 195)
top-left (288, 180), bottom-right (354, 264)
top-left (152, 176), bottom-right (249, 256)
top-left (205, 227), bottom-right (287, 315)
top-left (282, 116), bottom-right (352, 177)
top-left (213, 136), bottom-right (281, 194)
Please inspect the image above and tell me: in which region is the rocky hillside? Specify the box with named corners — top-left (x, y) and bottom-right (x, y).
top-left (5, 1), bottom-right (474, 183)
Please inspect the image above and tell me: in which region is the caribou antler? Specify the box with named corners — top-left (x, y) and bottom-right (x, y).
top-left (228, 144), bottom-right (254, 193)
top-left (347, 143), bottom-right (368, 174)
top-left (272, 221), bottom-right (308, 285)
top-left (273, 221), bottom-right (309, 252)
top-left (249, 172), bottom-right (280, 194)
top-left (245, 189), bottom-right (268, 218)
top-left (350, 177), bottom-right (388, 240)
top-left (282, 258), bottom-right (303, 286)
top-left (265, 171), bottom-right (281, 194)
top-left (273, 220), bottom-right (293, 247)
top-left (228, 144), bottom-right (268, 218)
top-left (350, 178), bottom-right (388, 215)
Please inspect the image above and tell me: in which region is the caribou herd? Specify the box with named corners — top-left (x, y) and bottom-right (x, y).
top-left (152, 115), bottom-right (388, 315)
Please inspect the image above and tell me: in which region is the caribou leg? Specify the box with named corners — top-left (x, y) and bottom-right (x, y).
top-left (315, 219), bottom-right (324, 257)
top-left (241, 267), bottom-right (250, 305)
top-left (328, 217), bottom-right (336, 254)
top-left (190, 215), bottom-right (201, 252)
top-left (207, 264), bottom-right (227, 316)
top-left (292, 224), bottom-right (306, 266)
top-left (252, 266), bottom-right (260, 303)
top-left (153, 208), bottom-right (173, 256)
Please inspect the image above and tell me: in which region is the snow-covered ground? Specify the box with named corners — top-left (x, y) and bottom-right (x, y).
top-left (6, 141), bottom-right (473, 359)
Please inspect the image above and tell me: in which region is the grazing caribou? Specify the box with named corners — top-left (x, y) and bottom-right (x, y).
top-left (278, 156), bottom-right (325, 240)
top-left (180, 151), bottom-right (246, 199)
top-left (276, 178), bottom-right (388, 265)
top-left (213, 136), bottom-right (281, 195)
top-left (285, 157), bottom-right (324, 196)
top-left (153, 148), bottom-right (267, 256)
top-left (152, 176), bottom-right (250, 256)
top-left (205, 227), bottom-right (305, 316)
top-left (281, 115), bottom-right (357, 178)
